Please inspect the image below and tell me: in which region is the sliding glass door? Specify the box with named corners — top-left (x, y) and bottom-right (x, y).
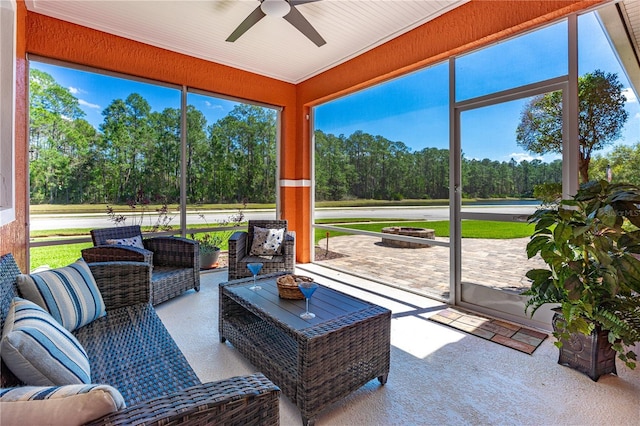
top-left (453, 84), bottom-right (565, 328)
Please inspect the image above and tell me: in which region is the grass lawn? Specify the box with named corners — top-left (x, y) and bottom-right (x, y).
top-left (313, 220), bottom-right (534, 245)
top-left (30, 242), bottom-right (93, 270)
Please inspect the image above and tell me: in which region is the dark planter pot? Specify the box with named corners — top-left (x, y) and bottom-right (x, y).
top-left (200, 249), bottom-right (221, 270)
top-left (552, 312), bottom-right (617, 381)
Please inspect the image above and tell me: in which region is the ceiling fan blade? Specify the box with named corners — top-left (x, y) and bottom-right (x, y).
top-left (289, 0), bottom-right (322, 5)
top-left (283, 5), bottom-right (326, 47)
top-left (226, 5), bottom-right (266, 42)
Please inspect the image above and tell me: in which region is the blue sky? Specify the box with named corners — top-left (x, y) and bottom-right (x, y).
top-left (33, 11), bottom-right (638, 164)
top-left (314, 12), bottom-right (639, 163)
top-left (32, 64), bottom-right (241, 130)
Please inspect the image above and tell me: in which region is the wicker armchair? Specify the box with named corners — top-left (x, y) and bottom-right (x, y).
top-left (81, 225), bottom-right (200, 305)
top-left (228, 220), bottom-right (295, 280)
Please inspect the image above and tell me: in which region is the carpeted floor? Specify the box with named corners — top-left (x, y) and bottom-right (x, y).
top-left (429, 307), bottom-right (547, 354)
top-left (155, 265), bottom-right (640, 426)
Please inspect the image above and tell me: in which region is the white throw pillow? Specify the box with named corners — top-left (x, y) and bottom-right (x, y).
top-left (1, 298), bottom-right (91, 386)
top-left (0, 384), bottom-right (125, 426)
top-left (250, 226), bottom-right (285, 256)
top-left (17, 259), bottom-right (106, 332)
top-left (105, 235), bottom-right (144, 249)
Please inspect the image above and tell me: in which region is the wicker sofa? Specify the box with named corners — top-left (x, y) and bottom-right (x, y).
top-left (0, 253), bottom-right (280, 425)
top-left (81, 225), bottom-right (200, 305)
top-left (228, 220), bottom-right (295, 280)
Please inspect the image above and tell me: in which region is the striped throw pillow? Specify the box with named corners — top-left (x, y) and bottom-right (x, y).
top-left (0, 297), bottom-right (91, 386)
top-left (17, 259), bottom-right (106, 332)
top-left (0, 384), bottom-right (125, 426)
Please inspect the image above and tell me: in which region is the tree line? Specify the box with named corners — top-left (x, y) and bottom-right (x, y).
top-left (314, 130), bottom-right (564, 201)
top-left (29, 68), bottom-right (638, 205)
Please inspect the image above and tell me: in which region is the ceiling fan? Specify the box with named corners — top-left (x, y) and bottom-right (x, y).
top-left (226, 0), bottom-right (326, 47)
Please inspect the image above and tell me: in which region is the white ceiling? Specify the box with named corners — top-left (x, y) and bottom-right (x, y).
top-left (25, 0), bottom-right (470, 84)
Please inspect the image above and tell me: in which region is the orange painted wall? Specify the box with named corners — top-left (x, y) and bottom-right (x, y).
top-left (0, 1), bottom-right (28, 272)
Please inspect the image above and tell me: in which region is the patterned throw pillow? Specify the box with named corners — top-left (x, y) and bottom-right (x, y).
top-left (0, 384), bottom-right (125, 426)
top-left (250, 226), bottom-right (285, 256)
top-left (17, 259), bottom-right (106, 332)
top-left (105, 235), bottom-right (144, 249)
top-left (0, 298), bottom-right (91, 386)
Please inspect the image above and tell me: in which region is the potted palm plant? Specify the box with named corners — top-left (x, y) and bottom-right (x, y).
top-left (524, 180), bottom-right (640, 380)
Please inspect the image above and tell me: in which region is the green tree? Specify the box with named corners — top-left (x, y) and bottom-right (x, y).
top-left (29, 69), bottom-right (90, 204)
top-left (149, 107), bottom-right (181, 201)
top-left (99, 94), bottom-right (155, 202)
top-left (591, 142), bottom-right (640, 185)
top-left (208, 105), bottom-right (277, 203)
top-left (183, 105), bottom-right (211, 203)
top-left (314, 130), bottom-right (351, 201)
top-left (516, 70), bottom-right (628, 183)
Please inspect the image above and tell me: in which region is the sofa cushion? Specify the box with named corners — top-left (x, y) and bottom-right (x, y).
top-left (105, 235), bottom-right (144, 249)
top-left (0, 384), bottom-right (125, 426)
top-left (0, 298), bottom-right (91, 386)
top-left (250, 226), bottom-right (284, 256)
top-left (17, 259), bottom-right (106, 332)
top-left (74, 303), bottom-right (200, 405)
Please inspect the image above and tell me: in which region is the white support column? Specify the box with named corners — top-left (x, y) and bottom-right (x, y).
top-left (449, 57), bottom-right (460, 306)
top-left (564, 14), bottom-right (580, 198)
top-left (180, 86), bottom-right (187, 236)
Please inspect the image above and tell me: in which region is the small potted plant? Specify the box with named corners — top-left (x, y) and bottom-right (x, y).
top-left (524, 180), bottom-right (640, 380)
top-left (190, 206), bottom-right (245, 270)
top-left (194, 232), bottom-right (224, 269)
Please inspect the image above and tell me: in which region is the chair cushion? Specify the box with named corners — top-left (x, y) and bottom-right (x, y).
top-left (250, 226), bottom-right (285, 256)
top-left (0, 298), bottom-right (91, 386)
top-left (105, 235), bottom-right (144, 249)
top-left (17, 259), bottom-right (106, 332)
top-left (0, 384), bottom-right (125, 426)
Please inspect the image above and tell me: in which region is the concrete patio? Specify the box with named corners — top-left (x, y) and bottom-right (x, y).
top-left (156, 267), bottom-right (640, 426)
top-left (315, 235), bottom-right (546, 300)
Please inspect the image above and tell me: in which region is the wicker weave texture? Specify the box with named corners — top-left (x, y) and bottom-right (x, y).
top-left (228, 220), bottom-right (295, 280)
top-left (75, 303), bottom-right (200, 405)
top-left (87, 373), bottom-right (280, 426)
top-left (0, 253), bottom-right (22, 388)
top-left (88, 261), bottom-right (152, 309)
top-left (220, 275), bottom-right (391, 425)
top-left (83, 226), bottom-right (200, 305)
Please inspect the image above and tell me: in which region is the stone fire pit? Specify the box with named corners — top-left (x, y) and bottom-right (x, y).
top-left (381, 227), bottom-right (435, 248)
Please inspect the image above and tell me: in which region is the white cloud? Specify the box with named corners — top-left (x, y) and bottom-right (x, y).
top-left (78, 99), bottom-right (101, 110)
top-left (622, 87), bottom-right (637, 103)
top-left (506, 152), bottom-right (544, 162)
top-left (68, 86), bottom-right (86, 95)
top-left (204, 100), bottom-right (223, 110)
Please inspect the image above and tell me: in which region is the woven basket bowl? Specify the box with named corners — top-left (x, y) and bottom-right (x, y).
top-left (276, 275), bottom-right (314, 300)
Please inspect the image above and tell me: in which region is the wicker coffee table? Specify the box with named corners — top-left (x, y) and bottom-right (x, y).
top-left (219, 273), bottom-right (391, 425)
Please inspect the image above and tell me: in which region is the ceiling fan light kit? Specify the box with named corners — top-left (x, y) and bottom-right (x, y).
top-left (227, 0), bottom-right (326, 47)
top-left (261, 0), bottom-right (291, 18)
